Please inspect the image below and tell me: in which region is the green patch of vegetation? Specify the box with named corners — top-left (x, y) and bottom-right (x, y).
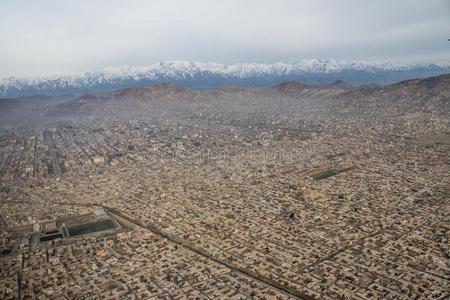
top-left (313, 170), bottom-right (338, 181)
top-left (68, 219), bottom-right (115, 236)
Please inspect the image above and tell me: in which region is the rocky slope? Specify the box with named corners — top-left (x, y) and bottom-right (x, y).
top-left (1, 60), bottom-right (449, 97)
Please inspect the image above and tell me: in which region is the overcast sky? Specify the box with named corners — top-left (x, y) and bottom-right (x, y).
top-left (0, 0), bottom-right (449, 77)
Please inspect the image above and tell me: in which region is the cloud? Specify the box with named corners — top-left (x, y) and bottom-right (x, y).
top-left (0, 0), bottom-right (449, 77)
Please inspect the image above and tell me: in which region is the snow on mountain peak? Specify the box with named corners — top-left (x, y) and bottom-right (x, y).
top-left (1, 59), bottom-right (449, 97)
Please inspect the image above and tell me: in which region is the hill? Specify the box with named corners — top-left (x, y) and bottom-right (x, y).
top-left (1, 60), bottom-right (449, 97)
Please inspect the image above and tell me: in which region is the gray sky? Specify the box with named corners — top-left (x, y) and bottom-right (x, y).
top-left (1, 0), bottom-right (449, 77)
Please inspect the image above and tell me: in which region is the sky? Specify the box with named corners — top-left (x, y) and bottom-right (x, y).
top-left (0, 0), bottom-right (449, 77)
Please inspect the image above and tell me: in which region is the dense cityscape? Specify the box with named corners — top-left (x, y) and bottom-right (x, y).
top-left (0, 74), bottom-right (449, 299)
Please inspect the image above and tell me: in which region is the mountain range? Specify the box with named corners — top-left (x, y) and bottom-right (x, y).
top-left (1, 72), bottom-right (449, 127)
top-left (1, 59), bottom-right (449, 97)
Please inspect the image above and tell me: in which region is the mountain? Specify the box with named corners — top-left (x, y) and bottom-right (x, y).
top-left (1, 73), bottom-right (449, 127)
top-left (1, 60), bottom-right (449, 97)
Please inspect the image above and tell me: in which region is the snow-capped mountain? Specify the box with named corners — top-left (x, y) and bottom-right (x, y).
top-left (1, 59), bottom-right (449, 97)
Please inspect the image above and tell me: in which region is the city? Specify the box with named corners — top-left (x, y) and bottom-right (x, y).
top-left (0, 1), bottom-right (449, 298)
top-left (0, 76), bottom-right (449, 299)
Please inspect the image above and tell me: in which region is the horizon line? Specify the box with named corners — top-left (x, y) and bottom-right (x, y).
top-left (2, 59), bottom-right (450, 80)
